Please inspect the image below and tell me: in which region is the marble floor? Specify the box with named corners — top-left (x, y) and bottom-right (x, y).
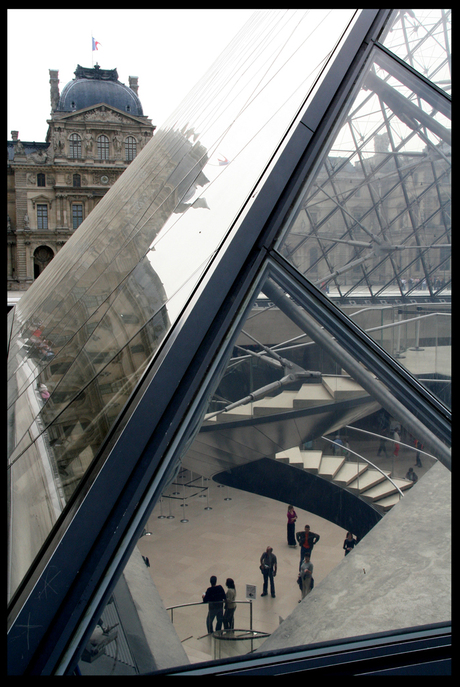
top-left (136, 438), bottom-right (436, 664)
top-left (137, 471), bottom-right (350, 663)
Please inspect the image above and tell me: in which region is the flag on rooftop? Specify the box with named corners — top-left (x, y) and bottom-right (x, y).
top-left (92, 38), bottom-right (101, 51)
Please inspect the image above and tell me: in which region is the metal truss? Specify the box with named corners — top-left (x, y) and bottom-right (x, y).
top-left (278, 10), bottom-right (451, 304)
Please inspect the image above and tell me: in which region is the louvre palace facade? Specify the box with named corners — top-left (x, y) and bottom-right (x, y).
top-left (7, 64), bottom-right (155, 295)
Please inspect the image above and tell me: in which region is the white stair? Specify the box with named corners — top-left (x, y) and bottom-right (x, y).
top-left (274, 447), bottom-right (414, 513)
top-left (206, 375), bottom-right (368, 422)
top-left (206, 374), bottom-right (413, 513)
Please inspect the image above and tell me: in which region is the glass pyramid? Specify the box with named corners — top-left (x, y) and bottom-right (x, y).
top-left (8, 10), bottom-right (450, 675)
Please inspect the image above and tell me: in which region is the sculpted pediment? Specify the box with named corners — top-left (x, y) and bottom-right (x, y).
top-left (54, 105), bottom-right (148, 127)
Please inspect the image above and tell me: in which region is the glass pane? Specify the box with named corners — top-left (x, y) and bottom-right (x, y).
top-left (8, 8), bottom-right (360, 602)
top-left (276, 45), bottom-right (451, 408)
top-left (381, 10), bottom-right (451, 95)
top-left (77, 271), bottom-right (447, 674)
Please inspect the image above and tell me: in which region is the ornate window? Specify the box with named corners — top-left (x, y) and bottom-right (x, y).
top-left (73, 174), bottom-right (81, 187)
top-left (125, 136), bottom-right (137, 161)
top-left (98, 135), bottom-right (110, 160)
top-left (69, 133), bottom-right (82, 159)
top-left (37, 173), bottom-right (46, 187)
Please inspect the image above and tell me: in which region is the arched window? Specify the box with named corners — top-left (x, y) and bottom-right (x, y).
top-left (37, 173), bottom-right (46, 187)
top-left (98, 135), bottom-right (110, 160)
top-left (69, 133), bottom-right (82, 159)
top-left (33, 245), bottom-right (54, 279)
top-left (125, 136), bottom-right (137, 162)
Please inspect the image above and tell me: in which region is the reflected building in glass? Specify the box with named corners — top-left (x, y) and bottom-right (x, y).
top-left (8, 10), bottom-right (450, 676)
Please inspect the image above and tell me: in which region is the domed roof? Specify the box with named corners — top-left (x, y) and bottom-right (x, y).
top-left (57, 64), bottom-right (144, 116)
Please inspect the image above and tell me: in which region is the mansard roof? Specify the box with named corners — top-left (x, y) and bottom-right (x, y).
top-left (56, 64), bottom-right (144, 117)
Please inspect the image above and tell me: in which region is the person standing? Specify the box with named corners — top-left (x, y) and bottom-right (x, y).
top-left (223, 578), bottom-right (237, 630)
top-left (202, 576), bottom-right (226, 634)
top-left (299, 553), bottom-right (314, 600)
top-left (393, 428), bottom-right (400, 457)
top-left (260, 546), bottom-right (277, 598)
top-left (332, 435), bottom-right (344, 455)
top-left (296, 524), bottom-right (320, 568)
top-left (343, 531), bottom-right (358, 556)
top-left (287, 505), bottom-right (297, 547)
top-left (414, 439), bottom-right (423, 468)
top-left (377, 428), bottom-right (389, 457)
top-left (406, 467), bottom-right (418, 483)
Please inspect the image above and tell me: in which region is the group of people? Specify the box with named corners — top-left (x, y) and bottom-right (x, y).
top-left (263, 508), bottom-right (323, 602)
top-left (257, 527), bottom-right (321, 601)
top-left (201, 508), bottom-right (359, 634)
top-left (202, 576), bottom-right (236, 634)
top-left (288, 506), bottom-right (358, 600)
top-left (292, 512), bottom-right (321, 601)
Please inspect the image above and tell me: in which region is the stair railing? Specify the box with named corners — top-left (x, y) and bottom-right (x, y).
top-left (321, 435), bottom-right (405, 499)
top-left (165, 599), bottom-right (254, 634)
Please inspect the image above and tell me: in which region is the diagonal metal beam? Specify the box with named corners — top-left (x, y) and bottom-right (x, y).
top-left (262, 279), bottom-right (451, 470)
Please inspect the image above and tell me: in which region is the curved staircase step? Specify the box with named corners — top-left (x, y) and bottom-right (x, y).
top-left (360, 478), bottom-right (413, 502)
top-left (275, 446), bottom-right (304, 466)
top-left (347, 469), bottom-right (390, 493)
top-left (333, 461), bottom-right (368, 486)
top-left (373, 492), bottom-right (405, 512)
top-left (322, 376), bottom-right (369, 400)
top-left (274, 444), bottom-right (414, 516)
top-left (318, 455), bottom-right (345, 479)
top-left (253, 391), bottom-right (299, 416)
top-left (293, 384), bottom-right (334, 408)
top-left (300, 449), bottom-right (322, 472)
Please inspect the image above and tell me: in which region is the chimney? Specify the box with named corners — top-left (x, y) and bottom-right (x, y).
top-left (49, 69), bottom-right (60, 113)
top-left (129, 76), bottom-right (139, 95)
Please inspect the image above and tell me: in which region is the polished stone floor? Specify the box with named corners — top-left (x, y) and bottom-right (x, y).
top-left (137, 471), bottom-right (345, 663)
top-left (137, 440), bottom-right (436, 664)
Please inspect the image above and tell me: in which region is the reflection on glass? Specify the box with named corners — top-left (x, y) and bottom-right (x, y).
top-left (8, 8), bottom-right (361, 603)
top-left (78, 272), bottom-right (445, 674)
top-left (276, 33), bottom-right (450, 406)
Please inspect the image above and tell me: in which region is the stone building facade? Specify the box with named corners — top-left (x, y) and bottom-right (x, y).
top-left (7, 64), bottom-right (155, 293)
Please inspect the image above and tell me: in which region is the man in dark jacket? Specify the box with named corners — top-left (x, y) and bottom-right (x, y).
top-left (202, 576), bottom-right (226, 633)
top-left (260, 546), bottom-right (278, 598)
top-left (296, 524), bottom-right (320, 568)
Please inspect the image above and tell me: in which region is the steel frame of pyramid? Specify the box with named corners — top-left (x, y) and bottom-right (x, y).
top-left (7, 10), bottom-right (450, 675)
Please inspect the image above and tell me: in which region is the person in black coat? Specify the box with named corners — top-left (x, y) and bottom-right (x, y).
top-left (202, 575), bottom-right (226, 633)
top-left (343, 531), bottom-right (358, 556)
top-left (260, 547), bottom-right (278, 598)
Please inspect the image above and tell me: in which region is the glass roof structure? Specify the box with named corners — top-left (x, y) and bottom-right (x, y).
top-left (7, 10), bottom-right (450, 675)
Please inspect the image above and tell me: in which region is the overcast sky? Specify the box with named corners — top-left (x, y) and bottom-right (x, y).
top-left (7, 9), bottom-right (255, 142)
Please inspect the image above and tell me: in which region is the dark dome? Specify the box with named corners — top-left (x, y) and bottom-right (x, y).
top-left (57, 65), bottom-right (144, 116)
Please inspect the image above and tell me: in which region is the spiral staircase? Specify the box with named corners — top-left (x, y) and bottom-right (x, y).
top-left (274, 446), bottom-right (414, 514)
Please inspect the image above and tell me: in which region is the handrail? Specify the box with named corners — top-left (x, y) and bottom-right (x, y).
top-left (343, 425), bottom-right (439, 462)
top-left (166, 599), bottom-right (253, 633)
top-left (321, 435), bottom-right (406, 498)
